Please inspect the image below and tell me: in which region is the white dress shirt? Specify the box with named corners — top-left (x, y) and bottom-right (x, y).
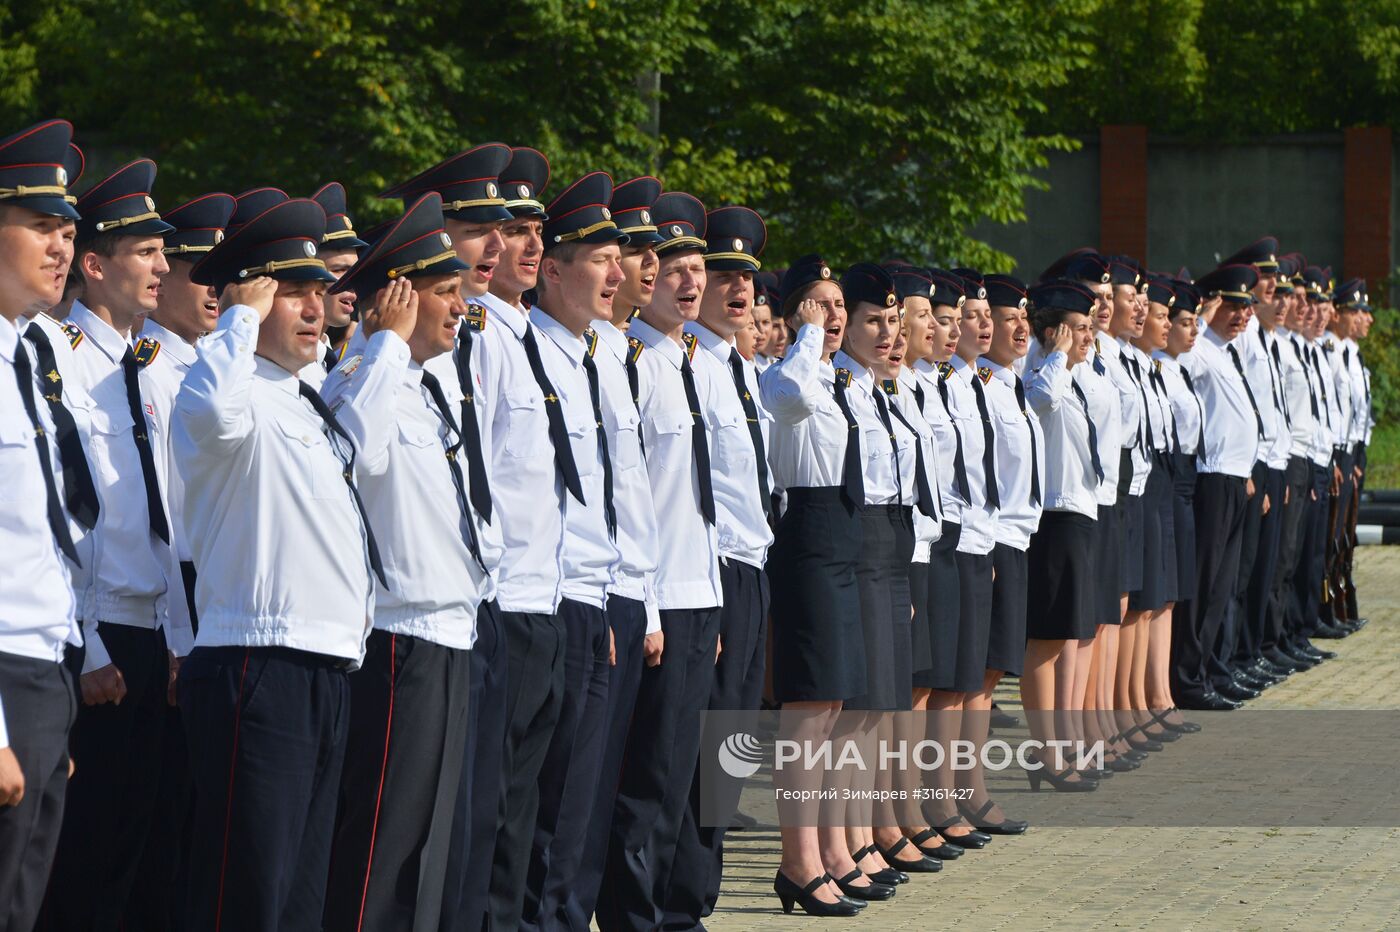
top-left (0, 315), bottom-right (80, 748)
top-left (1322, 335), bottom-right (1353, 451)
top-left (759, 323), bottom-right (852, 491)
top-left (173, 306), bottom-right (375, 665)
top-left (1151, 352), bottom-right (1202, 457)
top-left (469, 292), bottom-right (566, 614)
top-left (590, 319), bottom-right (662, 634)
top-left (529, 307), bottom-right (620, 609)
top-left (297, 333), bottom-right (333, 390)
top-left (1133, 345), bottom-right (1175, 454)
top-left (893, 367), bottom-right (943, 561)
top-left (1073, 343), bottom-right (1123, 504)
top-left (1278, 331), bottom-right (1318, 461)
top-left (937, 356), bottom-right (998, 554)
top-left (321, 331), bottom-right (487, 649)
top-left (65, 301), bottom-right (187, 670)
top-left (1179, 327), bottom-right (1260, 478)
top-left (1105, 337), bottom-right (1151, 493)
top-left (977, 357), bottom-right (1045, 549)
top-left (629, 318), bottom-right (722, 610)
top-left (832, 351), bottom-right (916, 507)
top-left (685, 321), bottom-right (773, 567)
top-left (1230, 322), bottom-right (1289, 469)
top-left (910, 359), bottom-right (968, 525)
top-left (1023, 347), bottom-right (1100, 519)
top-left (1305, 338), bottom-right (1340, 468)
top-left (1342, 337), bottom-right (1368, 446)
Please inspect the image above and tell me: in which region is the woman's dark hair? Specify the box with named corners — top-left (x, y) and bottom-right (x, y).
top-left (1031, 303), bottom-right (1085, 343)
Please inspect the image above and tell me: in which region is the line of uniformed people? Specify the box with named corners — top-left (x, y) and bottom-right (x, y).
top-left (0, 114), bottom-right (1375, 931)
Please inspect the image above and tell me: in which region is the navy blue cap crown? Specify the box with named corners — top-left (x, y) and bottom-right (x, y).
top-left (1143, 276), bottom-right (1176, 308)
top-left (0, 119), bottom-right (80, 221)
top-left (1028, 279), bottom-right (1097, 314)
top-left (227, 187), bottom-right (289, 236)
top-left (1282, 253), bottom-right (1307, 285)
top-left (162, 193), bottom-right (236, 258)
top-left (984, 273), bottom-right (1028, 310)
top-left (62, 143), bottom-right (85, 194)
top-left (543, 172), bottom-right (627, 252)
top-left (753, 270), bottom-right (781, 307)
top-left (609, 176), bottom-right (664, 247)
top-left (500, 147), bottom-right (550, 219)
top-left (927, 270), bottom-right (967, 309)
top-left (704, 206), bottom-right (766, 272)
top-left (1106, 255), bottom-right (1142, 287)
top-left (652, 192), bottom-right (708, 257)
top-left (330, 193), bottom-right (468, 296)
top-left (1334, 278), bottom-right (1368, 310)
top-left (1274, 254), bottom-right (1298, 282)
top-left (841, 262), bottom-right (897, 310)
top-left (1170, 280), bottom-right (1201, 314)
top-left (75, 159), bottom-right (175, 243)
top-left (951, 267), bottom-right (986, 302)
top-left (1301, 266), bottom-right (1329, 299)
top-left (381, 143), bottom-right (514, 224)
top-left (890, 267), bottom-right (933, 302)
top-left (779, 254), bottom-right (835, 313)
top-left (189, 198), bottom-right (336, 291)
top-left (1222, 236), bottom-right (1280, 272)
top-left (311, 182), bottom-right (369, 250)
top-left (1195, 264), bottom-right (1259, 303)
top-left (1039, 247), bottom-right (1102, 283)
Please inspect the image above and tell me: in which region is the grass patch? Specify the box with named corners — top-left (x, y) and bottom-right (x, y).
top-left (1368, 424), bottom-right (1400, 490)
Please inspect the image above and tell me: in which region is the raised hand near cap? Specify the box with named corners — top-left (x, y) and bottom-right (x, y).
top-left (361, 277), bottom-right (418, 343)
top-left (220, 276), bottom-right (278, 321)
top-left (796, 298), bottom-right (825, 330)
top-left (1051, 323), bottom-right (1074, 355)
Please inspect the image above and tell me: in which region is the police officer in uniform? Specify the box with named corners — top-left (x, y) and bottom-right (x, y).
top-left (174, 196), bottom-right (379, 931)
top-left (0, 118), bottom-right (85, 932)
top-left (307, 181), bottom-right (369, 384)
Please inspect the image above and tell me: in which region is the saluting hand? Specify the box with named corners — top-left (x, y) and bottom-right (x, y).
top-left (796, 298), bottom-right (824, 331)
top-left (361, 278), bottom-right (418, 343)
top-left (219, 275), bottom-right (278, 321)
top-left (0, 748), bottom-right (24, 807)
top-left (1051, 323), bottom-right (1073, 355)
top-left (81, 664), bottom-right (128, 706)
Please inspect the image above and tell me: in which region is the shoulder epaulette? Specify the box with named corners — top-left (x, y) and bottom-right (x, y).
top-left (681, 331), bottom-right (699, 361)
top-left (937, 361), bottom-right (954, 381)
top-left (132, 336), bottom-right (161, 367)
top-left (835, 367), bottom-right (853, 388)
top-left (1153, 358), bottom-right (1162, 373)
top-left (338, 354), bottom-right (364, 377)
top-left (62, 323), bottom-right (84, 349)
top-left (976, 365), bottom-right (992, 385)
top-left (627, 335), bottom-right (644, 364)
top-left (584, 327), bottom-right (599, 358)
top-left (464, 302), bottom-right (488, 333)
top-left (881, 378), bottom-right (899, 396)
top-left (627, 306), bottom-right (642, 321)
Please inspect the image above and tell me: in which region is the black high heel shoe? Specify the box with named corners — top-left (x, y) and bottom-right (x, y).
top-left (873, 837), bottom-right (942, 873)
top-left (833, 869), bottom-right (896, 901)
top-left (1150, 708), bottom-right (1201, 734)
top-left (851, 845), bottom-right (907, 885)
top-left (908, 827), bottom-right (963, 859)
top-left (1027, 764), bottom-right (1098, 792)
top-left (932, 816), bottom-right (992, 849)
top-left (958, 798), bottom-right (1029, 835)
top-left (773, 871), bottom-right (860, 917)
top-left (1119, 724), bottom-right (1164, 752)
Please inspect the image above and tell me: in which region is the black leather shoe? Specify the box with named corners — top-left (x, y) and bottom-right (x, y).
top-left (1235, 670), bottom-right (1271, 690)
top-left (1123, 747), bottom-right (1149, 761)
top-left (1216, 681), bottom-right (1259, 702)
top-left (957, 799), bottom-right (1029, 835)
top-left (931, 818), bottom-right (991, 849)
top-left (1150, 709), bottom-right (1202, 734)
top-left (1107, 755), bottom-right (1140, 772)
top-left (1311, 622), bottom-right (1348, 639)
top-left (833, 869), bottom-right (896, 901)
top-left (1282, 647), bottom-right (1318, 669)
top-left (773, 872), bottom-right (861, 917)
top-left (851, 845), bottom-right (908, 885)
top-left (908, 828), bottom-right (962, 860)
top-left (1295, 644), bottom-right (1328, 662)
top-left (874, 837), bottom-right (942, 873)
top-left (1120, 725), bottom-right (1163, 752)
top-left (1263, 650), bottom-right (1302, 673)
top-left (1191, 691), bottom-right (1241, 711)
top-left (1250, 659), bottom-right (1288, 681)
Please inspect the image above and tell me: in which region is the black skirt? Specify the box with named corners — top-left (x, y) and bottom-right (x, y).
top-left (1027, 510), bottom-right (1098, 641)
top-left (1172, 452), bottom-right (1199, 600)
top-left (1122, 492), bottom-right (1145, 593)
top-left (912, 521), bottom-right (962, 690)
top-left (1128, 453), bottom-right (1178, 611)
top-left (1095, 502), bottom-right (1124, 626)
top-left (847, 505), bottom-right (913, 711)
top-left (986, 543), bottom-right (1028, 676)
top-left (768, 487), bottom-right (867, 703)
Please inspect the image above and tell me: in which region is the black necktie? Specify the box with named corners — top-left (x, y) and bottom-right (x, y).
top-left (521, 326), bottom-right (585, 505)
top-left (1358, 348), bottom-right (1371, 408)
top-left (1013, 374), bottom-right (1042, 506)
top-left (832, 373), bottom-right (865, 508)
top-left (582, 352), bottom-right (617, 537)
top-left (1180, 367), bottom-right (1206, 453)
top-left (322, 342), bottom-right (338, 373)
top-left (728, 347), bottom-right (771, 517)
top-left (1268, 339), bottom-right (1291, 427)
top-left (934, 372), bottom-right (972, 504)
top-left (1149, 366), bottom-right (1181, 454)
top-left (968, 373), bottom-right (1000, 509)
top-left (679, 351), bottom-right (716, 525)
top-left (23, 326), bottom-right (99, 530)
top-left (1291, 338), bottom-right (1320, 419)
top-left (912, 381), bottom-right (927, 415)
top-left (296, 381), bottom-right (388, 589)
top-left (452, 329), bottom-right (494, 523)
top-left (1309, 347), bottom-right (1332, 429)
top-left (1092, 340), bottom-right (1106, 376)
top-left (878, 389), bottom-right (936, 518)
top-left (419, 370), bottom-right (487, 572)
top-left (121, 347), bottom-right (171, 545)
top-left (1071, 379), bottom-right (1104, 482)
top-left (1226, 344), bottom-right (1265, 439)
top-left (869, 387), bottom-right (904, 505)
top-left (13, 338), bottom-right (79, 564)
top-left (1125, 355), bottom-right (1149, 451)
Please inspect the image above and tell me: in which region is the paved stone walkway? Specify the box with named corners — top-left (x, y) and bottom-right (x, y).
top-left (706, 547), bottom-right (1400, 930)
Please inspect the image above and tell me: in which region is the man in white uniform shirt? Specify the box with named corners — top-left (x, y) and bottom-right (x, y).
top-left (173, 197), bottom-right (380, 931)
top-left (0, 118), bottom-right (85, 932)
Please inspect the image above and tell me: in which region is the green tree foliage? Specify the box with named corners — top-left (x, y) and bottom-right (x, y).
top-left (0, 0), bottom-right (1091, 268)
